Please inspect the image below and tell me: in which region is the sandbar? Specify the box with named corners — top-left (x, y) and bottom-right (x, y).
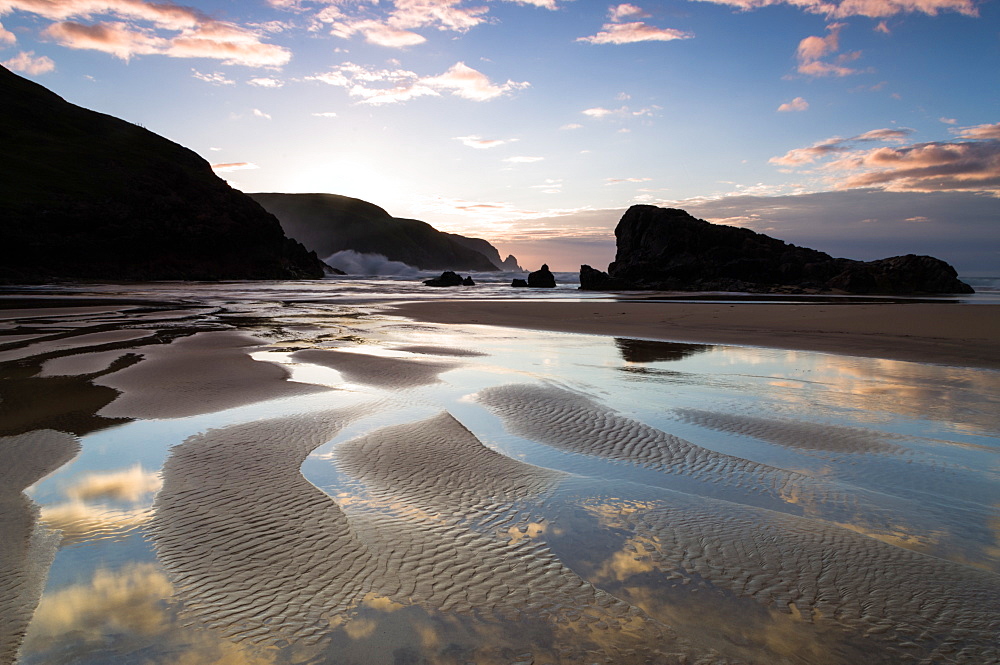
top-left (389, 301), bottom-right (1000, 369)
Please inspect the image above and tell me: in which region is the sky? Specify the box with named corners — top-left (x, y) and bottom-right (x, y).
top-left (2, 0), bottom-right (998, 273)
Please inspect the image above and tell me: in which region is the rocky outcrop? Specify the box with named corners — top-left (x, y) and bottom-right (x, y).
top-left (0, 65), bottom-right (325, 282)
top-left (527, 264), bottom-right (556, 288)
top-left (511, 279), bottom-right (528, 288)
top-left (251, 193), bottom-right (501, 273)
top-left (582, 205), bottom-right (973, 295)
top-left (424, 271), bottom-right (472, 287)
top-left (447, 234), bottom-right (522, 271)
top-left (501, 255), bottom-right (523, 271)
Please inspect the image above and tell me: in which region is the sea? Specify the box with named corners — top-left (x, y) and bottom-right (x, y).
top-left (1, 273), bottom-right (998, 665)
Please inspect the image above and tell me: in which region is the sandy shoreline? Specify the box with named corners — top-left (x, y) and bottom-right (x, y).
top-left (389, 300), bottom-right (1000, 369)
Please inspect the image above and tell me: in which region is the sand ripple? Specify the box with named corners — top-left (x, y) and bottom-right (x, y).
top-left (150, 410), bottom-right (372, 645)
top-left (673, 408), bottom-right (908, 456)
top-left (0, 430), bottom-right (80, 665)
top-left (602, 491), bottom-right (1000, 664)
top-left (476, 384), bottom-right (874, 521)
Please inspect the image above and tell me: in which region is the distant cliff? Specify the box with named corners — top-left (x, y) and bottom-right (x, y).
top-left (0, 65), bottom-right (325, 282)
top-left (250, 193), bottom-right (516, 273)
top-left (581, 205), bottom-right (973, 295)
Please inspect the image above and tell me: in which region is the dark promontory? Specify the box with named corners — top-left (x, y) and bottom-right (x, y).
top-left (0, 65), bottom-right (325, 282)
top-left (581, 205), bottom-right (973, 295)
top-left (250, 193), bottom-right (504, 273)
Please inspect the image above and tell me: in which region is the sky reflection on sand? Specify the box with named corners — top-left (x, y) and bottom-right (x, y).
top-left (2, 284), bottom-right (998, 665)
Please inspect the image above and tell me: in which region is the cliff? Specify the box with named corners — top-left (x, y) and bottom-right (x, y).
top-left (250, 193), bottom-right (508, 273)
top-left (581, 205), bottom-right (973, 295)
top-left (0, 65), bottom-right (325, 282)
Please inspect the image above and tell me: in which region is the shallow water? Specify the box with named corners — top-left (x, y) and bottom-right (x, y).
top-left (1, 280), bottom-right (997, 665)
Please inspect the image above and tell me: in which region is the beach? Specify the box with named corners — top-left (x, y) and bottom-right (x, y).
top-left (2, 283), bottom-right (998, 665)
top-left (391, 300), bottom-right (1000, 369)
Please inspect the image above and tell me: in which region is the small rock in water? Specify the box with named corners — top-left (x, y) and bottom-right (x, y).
top-left (511, 278), bottom-right (528, 288)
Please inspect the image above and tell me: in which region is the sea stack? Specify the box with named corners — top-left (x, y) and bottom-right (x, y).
top-left (580, 205), bottom-right (973, 295)
top-left (527, 264), bottom-right (557, 288)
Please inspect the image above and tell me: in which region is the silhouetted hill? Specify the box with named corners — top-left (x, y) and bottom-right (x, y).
top-left (250, 193), bottom-right (507, 272)
top-left (0, 65), bottom-right (325, 282)
top-left (581, 205), bottom-right (973, 294)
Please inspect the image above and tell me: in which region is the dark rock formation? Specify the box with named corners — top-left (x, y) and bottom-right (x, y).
top-left (424, 271), bottom-right (466, 287)
top-left (501, 255), bottom-right (523, 271)
top-left (582, 205), bottom-right (973, 295)
top-left (527, 264), bottom-right (556, 288)
top-left (0, 65), bottom-right (325, 282)
top-left (462, 276), bottom-right (476, 286)
top-left (251, 193), bottom-right (501, 273)
top-left (511, 279), bottom-right (528, 288)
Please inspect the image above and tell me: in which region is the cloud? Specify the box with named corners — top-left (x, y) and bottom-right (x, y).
top-left (211, 162), bottom-right (259, 172)
top-left (307, 61), bottom-right (527, 105)
top-left (192, 69), bottom-right (235, 85)
top-left (686, 0), bottom-right (977, 19)
top-left (954, 122), bottom-right (1000, 140)
top-left (777, 96), bottom-right (809, 112)
top-left (605, 177), bottom-right (652, 184)
top-left (561, 123), bottom-right (583, 130)
top-left (454, 135), bottom-right (517, 149)
top-left (0, 19), bottom-right (16, 43)
top-left (939, 117), bottom-right (958, 125)
top-left (252, 108), bottom-right (271, 119)
top-left (771, 127), bottom-right (1000, 195)
top-left (247, 76), bottom-right (283, 87)
top-left (826, 139), bottom-right (1000, 194)
top-left (329, 18), bottom-right (426, 47)
top-left (1, 49), bottom-right (55, 73)
top-left (581, 104), bottom-right (659, 123)
top-left (609, 3), bottom-right (650, 20)
top-left (312, 111), bottom-right (338, 117)
top-left (65, 465), bottom-right (161, 503)
top-left (422, 61), bottom-right (529, 101)
top-left (769, 128), bottom-right (912, 166)
top-left (795, 23), bottom-right (862, 77)
top-left (503, 155), bottom-right (544, 163)
top-left (5, 0), bottom-right (291, 66)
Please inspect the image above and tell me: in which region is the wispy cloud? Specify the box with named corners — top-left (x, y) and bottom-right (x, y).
top-left (688, 0), bottom-right (977, 19)
top-left (192, 69), bottom-right (235, 85)
top-left (252, 108), bottom-right (271, 119)
top-left (579, 4), bottom-right (692, 44)
top-left (211, 162), bottom-right (259, 172)
top-left (503, 155), bottom-right (545, 163)
top-left (306, 61), bottom-right (528, 105)
top-left (2, 49), bottom-right (54, 74)
top-left (5, 0), bottom-right (290, 66)
top-left (770, 127), bottom-right (914, 166)
top-left (772, 127), bottom-right (1000, 195)
top-left (582, 105), bottom-right (658, 119)
top-left (247, 76), bottom-right (283, 87)
top-left (777, 96), bottom-right (809, 112)
top-left (454, 135), bottom-right (518, 149)
top-left (953, 122), bottom-right (1000, 140)
top-left (605, 176), bottom-right (652, 184)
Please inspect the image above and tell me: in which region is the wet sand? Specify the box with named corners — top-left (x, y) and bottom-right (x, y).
top-left (390, 300), bottom-right (1000, 369)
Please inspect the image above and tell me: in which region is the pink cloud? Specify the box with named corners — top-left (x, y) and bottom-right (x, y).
top-left (306, 61), bottom-right (525, 105)
top-left (777, 96), bottom-right (809, 112)
top-left (770, 138), bottom-right (847, 166)
top-left (422, 61), bottom-right (529, 101)
top-left (609, 3), bottom-right (650, 20)
top-left (687, 0), bottom-right (977, 18)
top-left (211, 162), bottom-right (259, 172)
top-left (578, 21), bottom-right (692, 44)
top-left (954, 122), bottom-right (1000, 140)
top-left (828, 140), bottom-right (1000, 193)
top-left (0, 20), bottom-right (16, 43)
top-left (454, 135), bottom-right (518, 149)
top-left (43, 21), bottom-right (165, 60)
top-left (4, 0), bottom-right (290, 66)
top-left (2, 49), bottom-right (55, 73)
top-left (795, 23), bottom-right (863, 77)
